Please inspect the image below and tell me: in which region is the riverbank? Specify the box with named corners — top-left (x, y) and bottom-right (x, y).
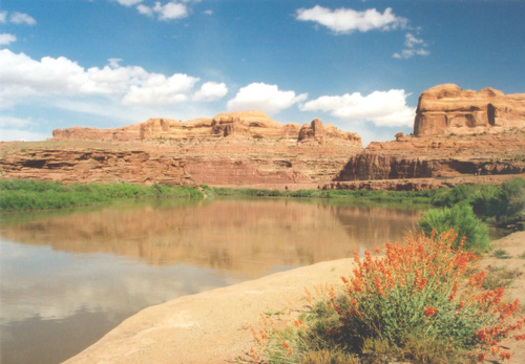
top-left (64, 231), bottom-right (525, 364)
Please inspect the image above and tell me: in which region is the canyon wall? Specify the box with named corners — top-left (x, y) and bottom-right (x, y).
top-left (1, 112), bottom-right (363, 188)
top-left (331, 84), bottom-right (525, 188)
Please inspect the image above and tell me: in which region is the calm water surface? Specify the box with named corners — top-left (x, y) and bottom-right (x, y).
top-left (0, 198), bottom-right (422, 364)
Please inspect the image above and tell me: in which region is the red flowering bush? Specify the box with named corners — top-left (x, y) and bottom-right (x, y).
top-left (252, 231), bottom-right (525, 363)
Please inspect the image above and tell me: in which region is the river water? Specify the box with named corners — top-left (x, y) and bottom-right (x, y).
top-left (0, 198), bottom-right (422, 364)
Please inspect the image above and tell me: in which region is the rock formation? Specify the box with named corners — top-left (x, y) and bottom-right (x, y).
top-left (414, 84), bottom-right (525, 136)
top-left (2, 112), bottom-right (363, 188)
top-left (329, 84), bottom-right (525, 189)
top-left (3, 85), bottom-right (524, 191)
top-left (52, 111), bottom-right (362, 147)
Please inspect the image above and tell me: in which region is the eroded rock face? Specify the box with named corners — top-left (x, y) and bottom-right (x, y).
top-left (52, 111), bottom-right (362, 147)
top-left (0, 149), bottom-right (195, 186)
top-left (2, 113), bottom-right (363, 188)
top-left (414, 84), bottom-right (525, 136)
top-left (333, 130), bottom-right (525, 183)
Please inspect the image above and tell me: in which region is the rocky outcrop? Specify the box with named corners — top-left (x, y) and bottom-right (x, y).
top-left (331, 84), bottom-right (525, 187)
top-left (52, 111), bottom-right (362, 148)
top-left (333, 129), bottom-right (525, 183)
top-left (0, 149), bottom-right (195, 186)
top-left (2, 114), bottom-right (363, 187)
top-left (414, 84), bottom-right (525, 136)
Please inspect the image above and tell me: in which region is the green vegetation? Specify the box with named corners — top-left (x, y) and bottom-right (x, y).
top-left (431, 177), bottom-right (525, 229)
top-left (251, 233), bottom-right (524, 363)
top-left (419, 203), bottom-right (490, 252)
top-left (0, 179), bottom-right (203, 211)
top-left (491, 249), bottom-right (512, 259)
top-left (204, 186), bottom-right (434, 204)
top-left (482, 265), bottom-right (522, 291)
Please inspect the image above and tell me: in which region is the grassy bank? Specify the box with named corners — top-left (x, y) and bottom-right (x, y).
top-left (0, 179), bottom-right (203, 211)
top-left (205, 186), bottom-right (435, 204)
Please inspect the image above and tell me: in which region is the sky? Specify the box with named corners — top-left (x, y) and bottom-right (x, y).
top-left (1, 0), bottom-right (524, 145)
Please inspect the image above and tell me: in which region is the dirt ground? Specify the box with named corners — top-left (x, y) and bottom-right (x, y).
top-left (64, 231), bottom-right (525, 364)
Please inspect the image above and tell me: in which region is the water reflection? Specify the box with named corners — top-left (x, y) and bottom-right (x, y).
top-left (0, 198), bottom-right (421, 364)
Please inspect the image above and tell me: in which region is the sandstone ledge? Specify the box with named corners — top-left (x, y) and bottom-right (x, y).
top-left (64, 232), bottom-right (525, 364)
top-left (63, 258), bottom-right (356, 364)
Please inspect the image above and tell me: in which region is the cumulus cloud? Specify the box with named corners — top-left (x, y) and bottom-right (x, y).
top-left (296, 5), bottom-right (407, 34)
top-left (193, 82), bottom-right (228, 101)
top-left (122, 73), bottom-right (199, 106)
top-left (301, 89), bottom-right (415, 127)
top-left (0, 11), bottom-right (6, 23)
top-left (0, 33), bottom-right (16, 46)
top-left (136, 1), bottom-right (188, 20)
top-left (9, 11), bottom-right (37, 25)
top-left (116, 0), bottom-right (143, 6)
top-left (0, 49), bottom-right (225, 110)
top-left (227, 83), bottom-right (307, 115)
top-left (393, 32), bottom-right (430, 59)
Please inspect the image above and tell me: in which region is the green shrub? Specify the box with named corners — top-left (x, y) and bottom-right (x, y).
top-left (419, 203), bottom-right (490, 252)
top-left (251, 233), bottom-right (524, 363)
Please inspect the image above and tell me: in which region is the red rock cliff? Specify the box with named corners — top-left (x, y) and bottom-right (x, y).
top-left (331, 84), bottom-right (525, 188)
top-left (414, 84), bottom-right (525, 136)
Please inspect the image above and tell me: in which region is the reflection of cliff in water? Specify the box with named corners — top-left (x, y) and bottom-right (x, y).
top-left (0, 199), bottom-right (421, 277)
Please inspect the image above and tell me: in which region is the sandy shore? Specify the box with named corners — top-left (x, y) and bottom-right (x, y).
top-left (64, 232), bottom-right (525, 364)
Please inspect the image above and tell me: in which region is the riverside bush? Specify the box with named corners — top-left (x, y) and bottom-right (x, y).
top-left (419, 203), bottom-right (490, 252)
top-left (431, 178), bottom-right (525, 229)
top-left (251, 232), bottom-right (525, 363)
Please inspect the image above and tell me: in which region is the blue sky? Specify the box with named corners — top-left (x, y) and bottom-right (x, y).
top-left (1, 0), bottom-right (524, 145)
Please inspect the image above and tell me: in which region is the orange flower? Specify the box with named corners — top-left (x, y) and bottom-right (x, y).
top-left (424, 307), bottom-right (438, 317)
top-left (374, 276), bottom-right (385, 296)
top-left (477, 352), bottom-right (487, 362)
top-left (282, 341), bottom-right (292, 355)
top-left (477, 329), bottom-right (488, 342)
top-left (499, 351), bottom-right (511, 360)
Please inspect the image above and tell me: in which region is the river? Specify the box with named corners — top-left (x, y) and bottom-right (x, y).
top-left (0, 198), bottom-right (422, 364)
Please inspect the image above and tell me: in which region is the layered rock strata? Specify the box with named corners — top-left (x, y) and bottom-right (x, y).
top-left (330, 84), bottom-right (525, 187)
top-left (414, 84), bottom-right (525, 136)
top-left (1, 113), bottom-right (363, 188)
top-left (52, 111), bottom-right (362, 147)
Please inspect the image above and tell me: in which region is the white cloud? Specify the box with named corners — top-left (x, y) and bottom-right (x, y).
top-left (393, 32), bottom-right (430, 59)
top-left (0, 11), bottom-right (7, 23)
top-left (9, 12), bottom-right (37, 25)
top-left (155, 1), bottom-right (188, 20)
top-left (116, 0), bottom-right (143, 6)
top-left (0, 115), bottom-right (33, 128)
top-left (296, 6), bottom-right (407, 34)
top-left (137, 4), bottom-right (154, 17)
top-left (0, 33), bottom-right (16, 46)
top-left (122, 73), bottom-right (199, 106)
top-left (227, 83), bottom-right (307, 115)
top-left (193, 82), bottom-right (228, 101)
top-left (0, 116), bottom-right (49, 141)
top-left (0, 128), bottom-right (50, 141)
top-left (137, 1), bottom-right (188, 21)
top-left (301, 89), bottom-right (415, 127)
top-left (203, 9), bottom-right (213, 16)
top-left (0, 49), bottom-right (225, 111)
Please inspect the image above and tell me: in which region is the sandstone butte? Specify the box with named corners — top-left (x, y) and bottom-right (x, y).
top-left (1, 84), bottom-right (524, 190)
